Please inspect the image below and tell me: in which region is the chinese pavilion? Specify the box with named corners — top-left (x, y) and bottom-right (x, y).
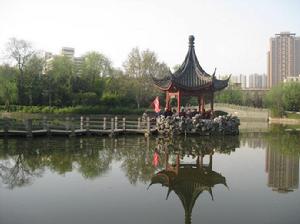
top-left (148, 148), bottom-right (228, 224)
top-left (152, 35), bottom-right (230, 114)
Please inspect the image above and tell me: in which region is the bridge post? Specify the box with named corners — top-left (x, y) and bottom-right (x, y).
top-left (86, 117), bottom-right (90, 135)
top-left (80, 116), bottom-right (84, 130)
top-left (115, 116), bottom-right (118, 130)
top-left (103, 117), bottom-right (106, 130)
top-left (70, 117), bottom-right (75, 137)
top-left (110, 118), bottom-right (114, 137)
top-left (4, 118), bottom-right (9, 137)
top-left (145, 116), bottom-right (151, 137)
top-left (25, 119), bottom-right (33, 138)
top-left (123, 117), bottom-right (126, 131)
top-left (43, 116), bottom-right (50, 136)
top-left (138, 118), bottom-right (141, 130)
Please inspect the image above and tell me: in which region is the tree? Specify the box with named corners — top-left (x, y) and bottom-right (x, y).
top-left (47, 56), bottom-right (74, 106)
top-left (6, 38), bottom-right (34, 104)
top-left (81, 51), bottom-right (112, 82)
top-left (123, 47), bottom-right (169, 109)
top-left (282, 82), bottom-right (300, 112)
top-left (0, 77), bottom-right (17, 110)
top-left (24, 54), bottom-right (45, 105)
top-left (215, 87), bottom-right (243, 105)
top-left (0, 65), bottom-right (18, 110)
top-left (265, 84), bottom-right (285, 117)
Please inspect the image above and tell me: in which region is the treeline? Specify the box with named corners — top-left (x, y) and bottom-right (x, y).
top-left (215, 82), bottom-right (300, 117)
top-left (215, 86), bottom-right (265, 108)
top-left (265, 82), bottom-right (300, 117)
top-left (0, 38), bottom-right (168, 113)
top-left (1, 38), bottom-right (299, 117)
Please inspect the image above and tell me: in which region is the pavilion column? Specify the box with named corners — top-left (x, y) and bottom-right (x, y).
top-left (177, 91), bottom-right (181, 113)
top-left (176, 154), bottom-right (180, 175)
top-left (199, 95), bottom-right (205, 113)
top-left (198, 96), bottom-right (201, 113)
top-left (210, 92), bottom-right (214, 112)
top-left (165, 92), bottom-right (170, 110)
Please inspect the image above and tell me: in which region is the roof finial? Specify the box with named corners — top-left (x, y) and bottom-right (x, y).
top-left (189, 35), bottom-right (195, 47)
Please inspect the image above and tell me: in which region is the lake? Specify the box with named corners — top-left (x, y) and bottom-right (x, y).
top-left (0, 127), bottom-right (299, 224)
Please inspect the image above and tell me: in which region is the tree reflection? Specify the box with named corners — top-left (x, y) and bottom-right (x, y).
top-left (0, 138), bottom-right (114, 188)
top-left (0, 131), bottom-right (298, 192)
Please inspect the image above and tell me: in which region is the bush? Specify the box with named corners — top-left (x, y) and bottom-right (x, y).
top-left (265, 82), bottom-right (300, 117)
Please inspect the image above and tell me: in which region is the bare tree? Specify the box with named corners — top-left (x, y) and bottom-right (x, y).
top-left (6, 37), bottom-right (34, 104)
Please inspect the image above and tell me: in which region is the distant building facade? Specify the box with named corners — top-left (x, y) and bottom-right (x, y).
top-left (230, 74), bottom-right (267, 89)
top-left (268, 32), bottom-right (300, 87)
top-left (61, 47), bottom-right (75, 59)
top-left (283, 74), bottom-right (300, 83)
top-left (248, 73), bottom-right (268, 89)
top-left (43, 47), bottom-right (84, 75)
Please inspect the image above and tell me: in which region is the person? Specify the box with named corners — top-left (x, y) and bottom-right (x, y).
top-left (186, 108), bottom-right (192, 118)
top-left (179, 108), bottom-right (186, 117)
top-left (172, 109), bottom-right (177, 116)
top-left (190, 108), bottom-right (198, 117)
top-left (163, 107), bottom-right (173, 117)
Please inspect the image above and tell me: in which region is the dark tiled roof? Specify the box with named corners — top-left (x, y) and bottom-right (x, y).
top-left (153, 35), bottom-right (229, 92)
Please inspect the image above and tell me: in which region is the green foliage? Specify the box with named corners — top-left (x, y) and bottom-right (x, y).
top-left (215, 87), bottom-right (243, 105)
top-left (81, 51), bottom-right (112, 81)
top-left (0, 105), bottom-right (146, 115)
top-left (1, 38), bottom-right (170, 114)
top-left (265, 82), bottom-right (300, 117)
top-left (123, 47), bottom-right (169, 109)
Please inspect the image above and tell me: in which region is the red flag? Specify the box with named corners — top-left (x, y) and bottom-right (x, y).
top-left (151, 96), bottom-right (160, 113)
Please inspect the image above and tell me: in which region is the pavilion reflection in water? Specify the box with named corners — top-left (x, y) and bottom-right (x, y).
top-left (148, 138), bottom-right (236, 224)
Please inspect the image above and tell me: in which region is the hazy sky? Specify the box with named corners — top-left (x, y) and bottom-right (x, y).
top-left (1, 0), bottom-right (299, 75)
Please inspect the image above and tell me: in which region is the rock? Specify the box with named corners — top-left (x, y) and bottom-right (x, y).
top-left (156, 114), bottom-right (240, 136)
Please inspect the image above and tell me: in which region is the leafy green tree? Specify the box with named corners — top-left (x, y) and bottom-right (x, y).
top-left (0, 64), bottom-right (18, 110)
top-left (47, 56), bottom-right (74, 106)
top-left (0, 77), bottom-right (17, 110)
top-left (215, 87), bottom-right (243, 105)
top-left (5, 38), bottom-right (34, 104)
top-left (123, 47), bottom-right (169, 109)
top-left (24, 54), bottom-right (45, 105)
top-left (81, 51), bottom-right (112, 82)
top-left (282, 82), bottom-right (300, 112)
top-left (265, 84), bottom-right (285, 117)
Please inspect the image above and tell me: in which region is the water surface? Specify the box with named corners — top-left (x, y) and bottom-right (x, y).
top-left (0, 131), bottom-right (299, 224)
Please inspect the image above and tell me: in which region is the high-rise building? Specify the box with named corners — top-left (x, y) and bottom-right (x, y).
top-left (267, 32), bottom-right (300, 87)
top-left (43, 47), bottom-right (83, 74)
top-left (240, 74), bottom-right (247, 89)
top-left (74, 56), bottom-right (84, 75)
top-left (61, 47), bottom-right (75, 59)
top-left (248, 73), bottom-right (267, 89)
top-left (229, 74), bottom-right (247, 89)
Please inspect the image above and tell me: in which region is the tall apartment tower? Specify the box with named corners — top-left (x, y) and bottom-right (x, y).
top-left (267, 32), bottom-right (300, 88)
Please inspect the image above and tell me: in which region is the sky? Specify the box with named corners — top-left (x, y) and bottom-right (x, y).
top-left (0, 0), bottom-right (300, 75)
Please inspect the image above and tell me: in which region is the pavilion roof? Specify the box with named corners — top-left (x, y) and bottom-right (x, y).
top-left (152, 35), bottom-right (230, 92)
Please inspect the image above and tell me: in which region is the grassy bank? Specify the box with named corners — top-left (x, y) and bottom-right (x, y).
top-left (0, 105), bottom-right (148, 115)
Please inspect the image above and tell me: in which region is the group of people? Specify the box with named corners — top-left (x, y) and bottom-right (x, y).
top-left (159, 107), bottom-right (213, 119)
